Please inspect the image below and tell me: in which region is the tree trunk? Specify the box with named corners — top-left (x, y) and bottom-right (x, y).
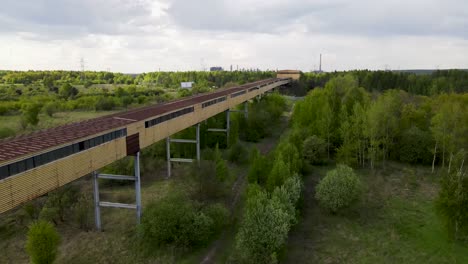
top-left (432, 142), bottom-right (438, 173)
top-left (448, 153), bottom-right (453, 174)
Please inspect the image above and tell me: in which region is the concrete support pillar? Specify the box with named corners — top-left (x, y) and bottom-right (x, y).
top-left (134, 152), bottom-right (141, 224)
top-left (166, 137), bottom-right (171, 178)
top-left (196, 123), bottom-right (200, 164)
top-left (226, 110), bottom-right (230, 147)
top-left (244, 101), bottom-right (248, 119)
top-left (93, 171), bottom-right (101, 231)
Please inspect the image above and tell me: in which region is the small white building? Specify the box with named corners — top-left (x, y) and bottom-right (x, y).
top-left (181, 82), bottom-right (195, 89)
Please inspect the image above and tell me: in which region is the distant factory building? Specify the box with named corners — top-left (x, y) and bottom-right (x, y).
top-left (210, 66), bottom-right (224, 71)
top-left (181, 82), bottom-right (195, 89)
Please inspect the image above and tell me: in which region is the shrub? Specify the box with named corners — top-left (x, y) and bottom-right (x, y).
top-left (72, 193), bottom-right (93, 231)
top-left (139, 194), bottom-right (215, 249)
top-left (266, 154), bottom-right (290, 192)
top-left (302, 135), bottom-right (327, 165)
top-left (247, 148), bottom-right (271, 185)
top-left (435, 150), bottom-right (468, 240)
top-left (95, 96), bottom-right (116, 111)
top-left (202, 203), bottom-right (229, 234)
top-left (26, 220), bottom-right (60, 264)
top-left (0, 127), bottom-right (15, 139)
top-left (190, 161), bottom-right (226, 201)
top-left (235, 189), bottom-right (291, 264)
top-left (21, 103), bottom-right (42, 126)
top-left (399, 126), bottom-right (433, 164)
top-left (43, 102), bottom-right (59, 117)
top-left (227, 142), bottom-right (248, 164)
top-left (315, 165), bottom-right (362, 213)
top-left (39, 186), bottom-right (78, 224)
top-left (276, 141), bottom-right (301, 174)
top-left (214, 144), bottom-right (229, 181)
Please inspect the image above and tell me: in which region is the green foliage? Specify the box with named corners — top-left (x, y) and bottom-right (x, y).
top-left (399, 126), bottom-right (433, 164)
top-left (21, 102), bottom-right (42, 126)
top-left (266, 153), bottom-right (290, 192)
top-left (139, 194), bottom-right (219, 249)
top-left (235, 189), bottom-right (290, 264)
top-left (276, 141), bottom-right (301, 174)
top-left (227, 142), bottom-right (248, 164)
top-left (435, 150), bottom-right (468, 240)
top-left (201, 203), bottom-right (229, 234)
top-left (43, 101), bottom-right (59, 117)
top-left (190, 161), bottom-right (227, 202)
top-left (315, 165), bottom-right (362, 213)
top-left (235, 175), bottom-right (302, 263)
top-left (302, 135), bottom-right (327, 165)
top-left (58, 83), bottom-right (78, 99)
top-left (214, 144), bottom-right (228, 181)
top-left (72, 193), bottom-right (93, 231)
top-left (0, 127), bottom-right (15, 139)
top-left (39, 186), bottom-right (78, 224)
top-left (94, 96), bottom-right (116, 111)
top-left (26, 220), bottom-right (60, 264)
top-left (248, 148), bottom-right (269, 184)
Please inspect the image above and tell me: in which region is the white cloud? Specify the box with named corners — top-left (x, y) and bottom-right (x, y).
top-left (0, 0), bottom-right (467, 72)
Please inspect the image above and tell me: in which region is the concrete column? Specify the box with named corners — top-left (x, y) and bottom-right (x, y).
top-left (244, 101), bottom-right (248, 119)
top-left (196, 123), bottom-right (200, 164)
top-left (226, 110), bottom-right (230, 147)
top-left (134, 152), bottom-right (142, 224)
top-left (166, 137), bottom-right (171, 178)
top-left (93, 171), bottom-right (101, 231)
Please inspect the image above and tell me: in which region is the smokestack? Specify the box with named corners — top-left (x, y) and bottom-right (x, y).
top-left (319, 54), bottom-right (322, 72)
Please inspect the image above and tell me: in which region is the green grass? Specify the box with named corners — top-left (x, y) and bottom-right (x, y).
top-left (284, 164), bottom-right (468, 263)
top-left (0, 110), bottom-right (118, 136)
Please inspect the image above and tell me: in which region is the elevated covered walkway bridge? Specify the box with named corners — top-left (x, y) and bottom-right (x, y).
top-left (0, 78), bottom-right (290, 228)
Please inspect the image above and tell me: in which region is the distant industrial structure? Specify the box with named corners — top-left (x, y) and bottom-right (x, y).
top-left (210, 66), bottom-right (224, 72)
top-left (180, 82), bottom-right (194, 89)
top-left (314, 54), bottom-right (324, 73)
top-left (277, 70), bottom-right (301, 80)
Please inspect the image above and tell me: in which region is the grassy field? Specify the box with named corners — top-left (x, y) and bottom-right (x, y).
top-left (0, 110), bottom-right (119, 135)
top-left (284, 163), bottom-right (468, 264)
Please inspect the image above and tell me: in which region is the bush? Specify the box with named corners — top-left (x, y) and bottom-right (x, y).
top-left (39, 186), bottom-right (78, 224)
top-left (266, 154), bottom-right (290, 192)
top-left (247, 148), bottom-right (271, 185)
top-left (235, 189), bottom-right (291, 264)
top-left (435, 150), bottom-right (468, 240)
top-left (214, 144), bottom-right (229, 181)
top-left (202, 203), bottom-right (229, 234)
top-left (0, 127), bottom-right (15, 139)
top-left (139, 194), bottom-right (215, 249)
top-left (72, 193), bottom-right (93, 231)
top-left (399, 126), bottom-right (433, 164)
top-left (26, 220), bottom-right (60, 264)
top-left (302, 135), bottom-right (327, 165)
top-left (95, 96), bottom-right (116, 111)
top-left (43, 102), bottom-right (59, 117)
top-left (227, 142), bottom-right (248, 164)
top-left (21, 103), bottom-right (42, 126)
top-left (190, 161), bottom-right (226, 201)
top-left (276, 141), bottom-right (301, 174)
top-left (315, 165), bottom-right (362, 213)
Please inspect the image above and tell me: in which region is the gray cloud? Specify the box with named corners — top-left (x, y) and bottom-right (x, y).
top-left (0, 0), bottom-right (156, 39)
top-left (167, 0), bottom-right (468, 39)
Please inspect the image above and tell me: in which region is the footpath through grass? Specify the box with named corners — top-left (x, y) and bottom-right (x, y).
top-left (284, 163), bottom-right (468, 264)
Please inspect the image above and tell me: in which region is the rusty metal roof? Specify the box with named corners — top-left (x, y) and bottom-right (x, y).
top-left (0, 78), bottom-right (280, 163)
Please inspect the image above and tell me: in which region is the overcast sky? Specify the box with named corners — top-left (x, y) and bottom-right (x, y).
top-left (1, 0), bottom-right (467, 72)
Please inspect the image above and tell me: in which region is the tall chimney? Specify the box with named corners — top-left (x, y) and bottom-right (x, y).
top-left (319, 54), bottom-right (322, 72)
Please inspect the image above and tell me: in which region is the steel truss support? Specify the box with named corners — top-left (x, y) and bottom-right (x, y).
top-left (166, 123), bottom-right (201, 178)
top-left (207, 109), bottom-right (231, 146)
top-left (93, 152), bottom-right (141, 231)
